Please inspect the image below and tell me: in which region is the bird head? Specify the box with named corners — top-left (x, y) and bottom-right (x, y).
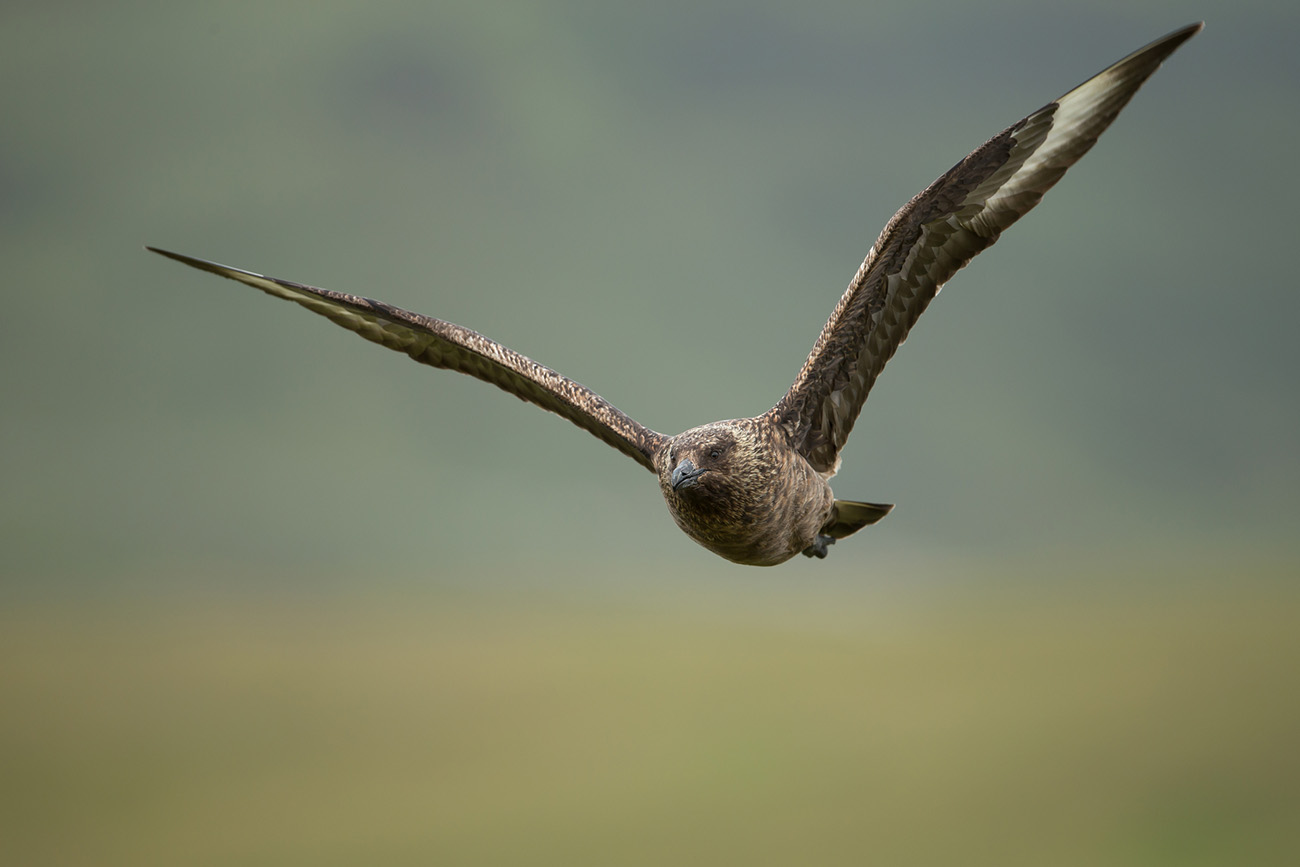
top-left (658, 420), bottom-right (767, 506)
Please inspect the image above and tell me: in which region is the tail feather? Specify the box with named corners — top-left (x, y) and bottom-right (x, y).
top-left (823, 499), bottom-right (894, 539)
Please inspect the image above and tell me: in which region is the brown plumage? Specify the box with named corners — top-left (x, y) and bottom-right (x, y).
top-left (149, 24), bottom-right (1200, 566)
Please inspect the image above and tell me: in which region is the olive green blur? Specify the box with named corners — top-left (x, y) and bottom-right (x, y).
top-left (2, 2), bottom-right (1296, 865)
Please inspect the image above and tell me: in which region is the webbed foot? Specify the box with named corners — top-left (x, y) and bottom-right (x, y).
top-left (801, 534), bottom-right (836, 559)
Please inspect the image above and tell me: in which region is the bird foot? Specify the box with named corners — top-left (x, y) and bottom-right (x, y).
top-left (801, 535), bottom-right (836, 559)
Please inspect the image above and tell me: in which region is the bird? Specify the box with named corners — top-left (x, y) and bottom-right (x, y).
top-left (149, 23), bottom-right (1201, 566)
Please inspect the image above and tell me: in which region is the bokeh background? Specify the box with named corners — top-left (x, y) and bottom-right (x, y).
top-left (3, 2), bottom-right (1297, 864)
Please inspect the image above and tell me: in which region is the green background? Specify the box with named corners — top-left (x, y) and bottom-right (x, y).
top-left (3, 2), bottom-right (1297, 864)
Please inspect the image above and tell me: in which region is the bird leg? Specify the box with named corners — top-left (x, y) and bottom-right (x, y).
top-left (801, 535), bottom-right (836, 559)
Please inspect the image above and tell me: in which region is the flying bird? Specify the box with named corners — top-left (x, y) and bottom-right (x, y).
top-left (150, 23), bottom-right (1200, 566)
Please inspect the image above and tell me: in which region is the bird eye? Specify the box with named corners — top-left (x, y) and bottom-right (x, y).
top-left (709, 449), bottom-right (720, 460)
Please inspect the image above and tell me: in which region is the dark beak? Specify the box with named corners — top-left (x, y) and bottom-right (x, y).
top-left (670, 458), bottom-right (705, 491)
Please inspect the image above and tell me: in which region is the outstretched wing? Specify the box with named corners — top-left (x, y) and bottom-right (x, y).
top-left (771, 23), bottom-right (1201, 475)
top-left (148, 247), bottom-right (667, 471)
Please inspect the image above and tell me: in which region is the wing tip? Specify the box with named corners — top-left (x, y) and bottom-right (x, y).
top-left (1158, 21), bottom-right (1204, 54)
top-left (145, 245), bottom-right (270, 284)
top-left (1133, 21), bottom-right (1204, 68)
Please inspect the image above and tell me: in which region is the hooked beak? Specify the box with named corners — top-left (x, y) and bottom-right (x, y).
top-left (670, 458), bottom-right (706, 491)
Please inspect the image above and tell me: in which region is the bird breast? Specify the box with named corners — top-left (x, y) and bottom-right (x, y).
top-left (657, 422), bottom-right (834, 566)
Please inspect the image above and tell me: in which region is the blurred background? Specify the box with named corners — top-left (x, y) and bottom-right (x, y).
top-left (2, 1), bottom-right (1297, 864)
